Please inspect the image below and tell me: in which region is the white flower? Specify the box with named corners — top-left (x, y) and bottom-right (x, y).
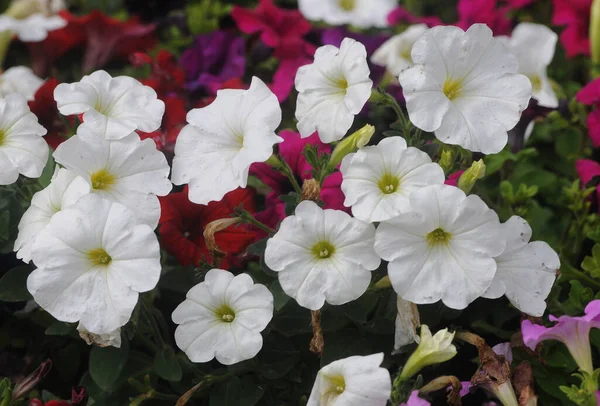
top-left (27, 194), bottom-right (161, 335)
top-left (295, 37), bottom-right (372, 143)
top-left (307, 353), bottom-right (391, 406)
top-left (500, 22), bottom-right (558, 108)
top-left (0, 66), bottom-right (43, 100)
top-left (399, 325), bottom-right (457, 379)
top-left (374, 184), bottom-right (505, 309)
top-left (482, 216), bottom-right (559, 316)
top-left (399, 24), bottom-right (532, 154)
top-left (172, 269), bottom-right (273, 365)
top-left (54, 70), bottom-right (165, 140)
top-left (371, 24), bottom-right (428, 76)
top-left (298, 0), bottom-right (395, 28)
top-left (0, 93), bottom-right (48, 185)
top-left (53, 127), bottom-right (172, 228)
top-left (78, 325), bottom-right (122, 348)
top-left (340, 136), bottom-right (445, 223)
top-left (264, 200), bottom-right (380, 310)
top-left (171, 76), bottom-right (282, 205)
top-left (0, 13), bottom-right (65, 42)
top-left (14, 167), bottom-right (89, 263)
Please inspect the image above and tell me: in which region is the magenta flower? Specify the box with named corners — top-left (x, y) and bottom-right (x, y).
top-left (522, 299), bottom-right (600, 373)
top-left (180, 31), bottom-right (246, 94)
top-left (577, 78), bottom-right (600, 147)
top-left (386, 6), bottom-right (442, 27)
top-left (456, 0), bottom-right (512, 36)
top-left (576, 160), bottom-right (600, 209)
top-left (552, 0), bottom-right (591, 58)
top-left (401, 391), bottom-right (430, 406)
top-left (505, 0), bottom-right (535, 7)
top-left (444, 170), bottom-right (465, 187)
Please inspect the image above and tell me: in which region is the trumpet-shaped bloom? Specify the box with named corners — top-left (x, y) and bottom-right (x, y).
top-left (374, 184), bottom-right (505, 309)
top-left (0, 66), bottom-right (43, 100)
top-left (54, 70), bottom-right (165, 140)
top-left (298, 0), bottom-right (395, 28)
top-left (27, 194), bottom-right (161, 335)
top-left (295, 37), bottom-right (372, 143)
top-left (14, 167), bottom-right (89, 263)
top-left (53, 127), bottom-right (172, 228)
top-left (0, 93), bottom-right (48, 185)
top-left (307, 353), bottom-right (391, 406)
top-left (482, 216), bottom-right (559, 316)
top-left (399, 24), bottom-right (531, 154)
top-left (371, 24), bottom-right (428, 76)
top-left (171, 76), bottom-right (282, 205)
top-left (522, 300), bottom-right (600, 373)
top-left (501, 23), bottom-right (558, 108)
top-left (400, 325), bottom-right (457, 379)
top-left (0, 13), bottom-right (65, 42)
top-left (264, 200), bottom-right (380, 310)
top-left (340, 136), bottom-right (445, 223)
top-left (172, 269), bottom-right (273, 365)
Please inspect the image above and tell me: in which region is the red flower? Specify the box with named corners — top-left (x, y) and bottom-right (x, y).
top-left (456, 0), bottom-right (512, 36)
top-left (552, 0), bottom-right (591, 58)
top-left (577, 78), bottom-right (600, 147)
top-left (158, 188), bottom-right (257, 268)
top-left (28, 78), bottom-right (73, 150)
top-left (26, 10), bottom-right (157, 75)
top-left (195, 77), bottom-right (247, 108)
top-left (131, 50), bottom-right (186, 98)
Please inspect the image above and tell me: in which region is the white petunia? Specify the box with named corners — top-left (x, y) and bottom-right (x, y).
top-left (371, 24), bottom-right (428, 76)
top-left (340, 136), bottom-right (445, 223)
top-left (298, 0), bottom-right (395, 28)
top-left (295, 37), bottom-right (372, 143)
top-left (53, 127), bottom-right (172, 228)
top-left (500, 22), bottom-right (558, 108)
top-left (27, 194), bottom-right (161, 335)
top-left (0, 93), bottom-right (48, 185)
top-left (307, 353), bottom-right (391, 406)
top-left (54, 70), bottom-right (165, 140)
top-left (0, 66), bottom-right (43, 100)
top-left (172, 269), bottom-right (273, 365)
top-left (171, 76), bottom-right (282, 205)
top-left (0, 13), bottom-right (65, 42)
top-left (399, 24), bottom-right (532, 154)
top-left (374, 184), bottom-right (505, 310)
top-left (264, 200), bottom-right (380, 310)
top-left (482, 216), bottom-right (559, 316)
top-left (14, 167), bottom-right (89, 263)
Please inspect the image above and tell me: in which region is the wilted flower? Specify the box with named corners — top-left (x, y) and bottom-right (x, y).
top-left (172, 269), bottom-right (273, 365)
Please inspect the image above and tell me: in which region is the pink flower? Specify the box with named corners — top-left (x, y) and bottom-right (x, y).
top-left (552, 0), bottom-right (591, 58)
top-left (269, 55), bottom-right (312, 102)
top-left (456, 0), bottom-right (512, 35)
top-left (401, 391), bottom-right (430, 406)
top-left (445, 170), bottom-right (465, 187)
top-left (505, 0), bottom-right (535, 8)
top-left (387, 6), bottom-right (442, 27)
top-left (251, 130), bottom-right (348, 227)
top-left (521, 299), bottom-right (600, 373)
top-left (577, 78), bottom-right (600, 147)
top-left (576, 159), bottom-right (600, 210)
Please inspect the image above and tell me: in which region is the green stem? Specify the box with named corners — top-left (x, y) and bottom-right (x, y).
top-left (565, 267), bottom-right (600, 290)
top-left (280, 161), bottom-right (303, 195)
top-left (236, 208), bottom-right (276, 234)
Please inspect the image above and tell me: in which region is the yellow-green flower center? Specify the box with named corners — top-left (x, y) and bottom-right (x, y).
top-left (328, 375), bottom-right (346, 394)
top-left (426, 228), bottom-right (451, 246)
top-left (378, 173), bottom-right (400, 194)
top-left (400, 48), bottom-right (412, 61)
top-left (215, 304), bottom-right (236, 323)
top-left (443, 78), bottom-right (464, 101)
top-left (0, 129), bottom-right (6, 146)
top-left (87, 248), bottom-right (112, 266)
top-left (527, 74), bottom-right (542, 92)
top-left (338, 0), bottom-right (356, 11)
top-left (311, 241), bottom-right (336, 259)
top-left (90, 169), bottom-right (116, 190)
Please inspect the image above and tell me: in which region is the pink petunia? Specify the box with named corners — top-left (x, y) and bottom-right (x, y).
top-left (577, 78), bottom-right (600, 147)
top-left (456, 0), bottom-right (512, 36)
top-left (552, 0), bottom-right (591, 58)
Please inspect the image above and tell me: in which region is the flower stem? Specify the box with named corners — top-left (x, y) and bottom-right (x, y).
top-left (236, 207), bottom-right (276, 234)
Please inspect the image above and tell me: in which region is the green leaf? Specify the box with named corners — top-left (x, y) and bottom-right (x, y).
top-left (153, 347), bottom-right (182, 382)
top-left (45, 321), bottom-right (76, 336)
top-left (89, 339), bottom-right (129, 392)
top-left (209, 376), bottom-right (264, 406)
top-left (0, 266), bottom-right (33, 302)
top-left (581, 244), bottom-right (600, 278)
top-left (269, 279), bottom-right (290, 312)
top-left (484, 149), bottom-right (516, 175)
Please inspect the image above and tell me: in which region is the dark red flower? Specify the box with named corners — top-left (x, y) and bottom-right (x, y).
top-left (552, 0), bottom-right (591, 58)
top-left (456, 0), bottom-right (512, 36)
top-left (139, 95), bottom-right (187, 154)
top-left (195, 77), bottom-right (247, 108)
top-left (131, 50), bottom-right (186, 98)
top-left (158, 188), bottom-right (257, 268)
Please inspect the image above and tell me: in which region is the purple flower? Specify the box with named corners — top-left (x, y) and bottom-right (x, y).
top-left (180, 31), bottom-right (246, 94)
top-left (522, 299), bottom-right (600, 373)
top-left (401, 390), bottom-right (430, 406)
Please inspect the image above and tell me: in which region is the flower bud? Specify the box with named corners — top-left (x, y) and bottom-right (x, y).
top-left (399, 325), bottom-right (457, 380)
top-left (458, 159), bottom-right (486, 194)
top-left (328, 124), bottom-right (375, 169)
top-left (438, 149), bottom-right (454, 174)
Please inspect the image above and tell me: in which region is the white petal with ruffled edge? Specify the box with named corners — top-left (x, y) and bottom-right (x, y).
top-left (371, 24), bottom-right (428, 76)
